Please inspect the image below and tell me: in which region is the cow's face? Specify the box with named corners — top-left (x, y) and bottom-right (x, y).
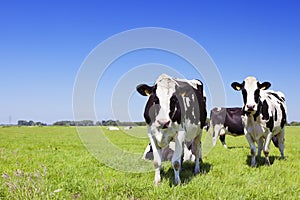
top-left (136, 77), bottom-right (183, 147)
top-left (231, 76), bottom-right (271, 114)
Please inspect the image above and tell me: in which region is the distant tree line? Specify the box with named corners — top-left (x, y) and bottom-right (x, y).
top-left (52, 120), bottom-right (94, 126)
top-left (51, 120), bottom-right (146, 126)
top-left (14, 119), bottom-right (300, 127)
top-left (18, 120), bottom-right (47, 126)
top-left (288, 121), bottom-right (300, 126)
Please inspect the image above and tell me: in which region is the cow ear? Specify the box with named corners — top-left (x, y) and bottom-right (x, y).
top-left (259, 82), bottom-right (271, 90)
top-left (136, 84), bottom-right (153, 96)
top-left (231, 82), bottom-right (242, 91)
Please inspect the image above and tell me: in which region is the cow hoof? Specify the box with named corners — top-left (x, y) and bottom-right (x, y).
top-left (174, 177), bottom-right (181, 186)
top-left (154, 175), bottom-right (161, 186)
top-left (154, 180), bottom-right (161, 186)
top-left (265, 160), bottom-right (271, 166)
top-left (251, 162), bottom-right (256, 167)
top-left (194, 168), bottom-right (200, 175)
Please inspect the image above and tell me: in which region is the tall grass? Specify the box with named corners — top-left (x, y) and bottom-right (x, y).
top-left (0, 126), bottom-right (299, 199)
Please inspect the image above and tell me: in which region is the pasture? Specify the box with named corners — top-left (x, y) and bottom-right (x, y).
top-left (0, 126), bottom-right (299, 199)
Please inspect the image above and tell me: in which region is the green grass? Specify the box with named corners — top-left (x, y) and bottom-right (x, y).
top-left (0, 126), bottom-right (300, 199)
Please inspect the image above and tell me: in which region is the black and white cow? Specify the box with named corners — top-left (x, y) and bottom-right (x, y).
top-left (231, 76), bottom-right (287, 167)
top-left (209, 107), bottom-right (244, 148)
top-left (210, 107), bottom-right (280, 149)
top-left (136, 74), bottom-right (207, 185)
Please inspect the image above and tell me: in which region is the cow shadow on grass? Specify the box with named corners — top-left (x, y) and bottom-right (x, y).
top-left (246, 155), bottom-right (282, 167)
top-left (227, 145), bottom-right (248, 150)
top-left (161, 161), bottom-right (212, 186)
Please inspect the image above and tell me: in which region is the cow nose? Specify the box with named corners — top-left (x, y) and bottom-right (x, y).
top-left (246, 104), bottom-right (255, 110)
top-left (158, 120), bottom-right (170, 129)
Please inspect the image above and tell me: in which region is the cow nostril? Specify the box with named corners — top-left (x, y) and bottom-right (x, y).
top-left (163, 121), bottom-right (170, 129)
top-left (158, 120), bottom-right (170, 129)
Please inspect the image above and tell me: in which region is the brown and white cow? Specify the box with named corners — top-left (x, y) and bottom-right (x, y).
top-left (136, 74), bottom-right (207, 185)
top-left (231, 76), bottom-right (287, 167)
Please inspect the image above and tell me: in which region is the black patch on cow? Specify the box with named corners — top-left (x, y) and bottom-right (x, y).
top-left (280, 103), bottom-right (287, 128)
top-left (196, 82), bottom-right (207, 129)
top-left (143, 86), bottom-right (160, 125)
top-left (224, 108), bottom-right (244, 135)
top-left (254, 89), bottom-right (260, 103)
top-left (266, 116), bottom-right (274, 131)
top-left (274, 108), bottom-right (278, 121)
top-left (242, 88), bottom-right (247, 105)
top-left (268, 92), bottom-right (284, 102)
top-left (261, 100), bottom-right (269, 121)
top-left (169, 95), bottom-right (181, 124)
top-left (219, 134), bottom-right (225, 143)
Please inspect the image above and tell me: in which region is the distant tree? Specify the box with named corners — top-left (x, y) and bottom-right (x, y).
top-left (36, 122), bottom-right (47, 126)
top-left (96, 121), bottom-right (102, 126)
top-left (289, 121), bottom-right (300, 126)
top-left (18, 120), bottom-right (28, 126)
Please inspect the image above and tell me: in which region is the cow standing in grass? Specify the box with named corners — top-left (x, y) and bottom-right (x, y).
top-left (209, 107), bottom-right (244, 148)
top-left (231, 76), bottom-right (287, 167)
top-left (209, 107), bottom-right (280, 149)
top-left (136, 74), bottom-right (207, 185)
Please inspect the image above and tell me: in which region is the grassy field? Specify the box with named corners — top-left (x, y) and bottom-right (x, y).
top-left (0, 126), bottom-right (299, 199)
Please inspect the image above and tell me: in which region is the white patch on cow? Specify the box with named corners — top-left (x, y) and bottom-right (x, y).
top-left (244, 76), bottom-right (259, 111)
top-left (185, 97), bottom-right (190, 108)
top-left (142, 144), bottom-right (152, 160)
top-left (211, 123), bottom-right (224, 146)
top-left (155, 74), bottom-right (176, 125)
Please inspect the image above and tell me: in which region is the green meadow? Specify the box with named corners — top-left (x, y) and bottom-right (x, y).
top-left (0, 126), bottom-right (299, 199)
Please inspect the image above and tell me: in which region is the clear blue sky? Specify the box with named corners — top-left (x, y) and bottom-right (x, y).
top-left (0, 0), bottom-right (299, 124)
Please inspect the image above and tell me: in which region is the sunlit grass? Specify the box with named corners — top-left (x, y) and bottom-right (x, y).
top-left (0, 126), bottom-right (299, 199)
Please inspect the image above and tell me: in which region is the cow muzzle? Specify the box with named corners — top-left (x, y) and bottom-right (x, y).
top-left (157, 120), bottom-right (171, 129)
top-left (244, 104), bottom-right (256, 112)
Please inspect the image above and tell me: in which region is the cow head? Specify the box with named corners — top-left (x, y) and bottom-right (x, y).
top-left (231, 76), bottom-right (271, 114)
top-left (137, 74), bottom-right (202, 147)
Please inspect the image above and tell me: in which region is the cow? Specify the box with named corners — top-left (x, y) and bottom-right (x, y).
top-left (231, 76), bottom-right (287, 167)
top-left (107, 126), bottom-right (120, 131)
top-left (209, 107), bottom-right (244, 148)
top-left (209, 107), bottom-right (280, 149)
top-left (136, 74), bottom-right (207, 185)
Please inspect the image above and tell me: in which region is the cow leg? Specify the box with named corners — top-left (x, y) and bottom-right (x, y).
top-left (219, 130), bottom-right (227, 148)
top-left (172, 132), bottom-right (184, 185)
top-left (148, 133), bottom-right (162, 186)
top-left (264, 132), bottom-right (273, 166)
top-left (193, 131), bottom-right (202, 175)
top-left (257, 137), bottom-right (264, 158)
top-left (277, 129), bottom-right (285, 159)
top-left (245, 132), bottom-right (256, 167)
top-left (211, 124), bottom-right (222, 147)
